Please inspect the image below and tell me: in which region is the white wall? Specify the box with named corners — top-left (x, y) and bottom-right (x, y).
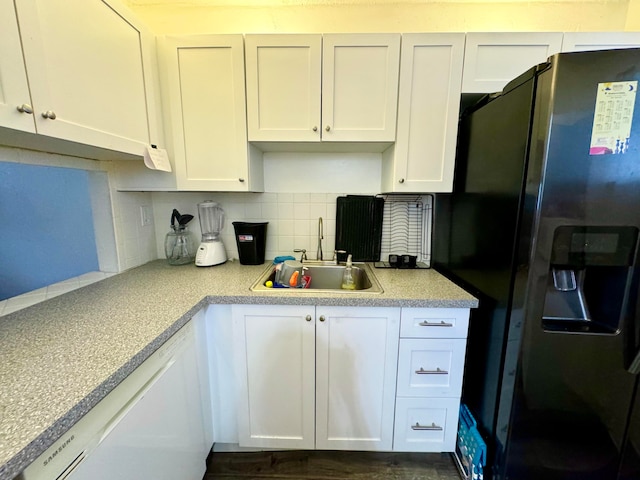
top-left (123, 0), bottom-right (636, 34)
top-left (627, 0), bottom-right (640, 29)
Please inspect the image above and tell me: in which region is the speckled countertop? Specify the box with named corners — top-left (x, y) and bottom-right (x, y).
top-left (0, 259), bottom-right (477, 480)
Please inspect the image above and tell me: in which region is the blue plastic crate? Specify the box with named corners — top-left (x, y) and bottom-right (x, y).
top-left (456, 404), bottom-right (487, 480)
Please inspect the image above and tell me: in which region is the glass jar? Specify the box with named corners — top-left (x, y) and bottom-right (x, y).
top-left (164, 225), bottom-right (196, 265)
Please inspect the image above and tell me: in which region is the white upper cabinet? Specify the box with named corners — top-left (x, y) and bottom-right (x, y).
top-left (245, 35), bottom-right (322, 142)
top-left (10, 0), bottom-right (160, 156)
top-left (382, 33), bottom-right (465, 193)
top-left (561, 32), bottom-right (640, 52)
top-left (0, 1), bottom-right (35, 133)
top-left (322, 34), bottom-right (400, 142)
top-left (462, 32), bottom-right (563, 93)
top-left (245, 33), bottom-right (400, 143)
top-left (160, 34), bottom-right (263, 191)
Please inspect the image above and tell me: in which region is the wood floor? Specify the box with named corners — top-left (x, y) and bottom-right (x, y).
top-left (204, 450), bottom-right (462, 480)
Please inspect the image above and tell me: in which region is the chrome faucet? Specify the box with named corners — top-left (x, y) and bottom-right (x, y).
top-left (317, 217), bottom-right (323, 261)
top-left (294, 248), bottom-right (307, 262)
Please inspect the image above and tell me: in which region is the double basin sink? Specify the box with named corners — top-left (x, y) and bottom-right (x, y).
top-left (250, 261), bottom-right (383, 294)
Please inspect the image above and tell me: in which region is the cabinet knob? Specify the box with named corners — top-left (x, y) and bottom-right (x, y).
top-left (305, 315), bottom-right (312, 322)
top-left (319, 315), bottom-right (326, 322)
top-left (325, 125), bottom-right (331, 132)
top-left (41, 110), bottom-right (57, 120)
top-left (16, 104), bottom-right (33, 114)
top-left (312, 126), bottom-right (318, 132)
top-left (238, 178), bottom-right (245, 183)
top-left (399, 178), bottom-right (405, 184)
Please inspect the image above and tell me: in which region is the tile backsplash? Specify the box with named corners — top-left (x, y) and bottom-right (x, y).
top-left (151, 192), bottom-right (343, 262)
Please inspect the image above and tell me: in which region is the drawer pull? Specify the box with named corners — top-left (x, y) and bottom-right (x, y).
top-left (415, 367), bottom-right (448, 375)
top-left (411, 422), bottom-right (443, 431)
top-left (418, 320), bottom-right (453, 327)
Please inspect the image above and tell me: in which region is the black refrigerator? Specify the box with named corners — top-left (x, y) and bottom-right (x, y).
top-left (433, 48), bottom-right (640, 479)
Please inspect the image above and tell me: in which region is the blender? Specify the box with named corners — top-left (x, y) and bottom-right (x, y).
top-left (195, 201), bottom-right (227, 266)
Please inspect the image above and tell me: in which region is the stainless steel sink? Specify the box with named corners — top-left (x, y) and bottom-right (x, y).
top-left (250, 262), bottom-right (383, 294)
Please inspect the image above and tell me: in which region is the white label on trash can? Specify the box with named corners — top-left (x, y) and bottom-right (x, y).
top-left (238, 235), bottom-right (254, 242)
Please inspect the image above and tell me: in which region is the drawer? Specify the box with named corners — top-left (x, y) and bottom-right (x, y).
top-left (400, 308), bottom-right (469, 339)
top-left (393, 397), bottom-right (460, 452)
top-left (396, 339), bottom-right (466, 397)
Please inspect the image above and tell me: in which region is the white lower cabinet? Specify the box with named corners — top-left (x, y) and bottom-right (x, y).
top-left (232, 304), bottom-right (400, 451)
top-left (396, 338), bottom-right (466, 398)
top-left (315, 306), bottom-right (400, 451)
top-left (232, 304), bottom-right (469, 453)
top-left (393, 397), bottom-right (460, 452)
top-left (393, 308), bottom-right (470, 452)
top-left (232, 304), bottom-right (316, 449)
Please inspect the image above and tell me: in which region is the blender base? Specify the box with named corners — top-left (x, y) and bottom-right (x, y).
top-left (195, 241), bottom-right (227, 266)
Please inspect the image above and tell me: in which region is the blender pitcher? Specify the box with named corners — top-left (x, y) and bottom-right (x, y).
top-left (195, 201), bottom-right (227, 266)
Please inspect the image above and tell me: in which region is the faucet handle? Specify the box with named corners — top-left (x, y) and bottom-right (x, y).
top-left (332, 249), bottom-right (347, 261)
top-left (294, 248), bottom-right (308, 262)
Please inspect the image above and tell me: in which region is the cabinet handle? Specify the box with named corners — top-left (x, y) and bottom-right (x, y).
top-left (306, 315), bottom-right (312, 322)
top-left (325, 125), bottom-right (331, 132)
top-left (418, 320), bottom-right (453, 327)
top-left (319, 315), bottom-right (325, 322)
top-left (399, 178), bottom-right (405, 184)
top-left (411, 422), bottom-right (443, 431)
top-left (41, 110), bottom-right (57, 120)
top-left (313, 126), bottom-right (318, 132)
top-left (16, 104), bottom-right (33, 114)
top-left (238, 178), bottom-right (245, 183)
top-left (415, 367), bottom-right (448, 375)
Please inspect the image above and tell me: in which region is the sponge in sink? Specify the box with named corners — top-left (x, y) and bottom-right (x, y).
top-left (273, 255), bottom-right (296, 264)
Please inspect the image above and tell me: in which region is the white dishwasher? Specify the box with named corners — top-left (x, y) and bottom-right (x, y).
top-left (21, 321), bottom-right (209, 480)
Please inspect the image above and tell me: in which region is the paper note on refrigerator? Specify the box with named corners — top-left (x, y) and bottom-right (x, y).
top-left (589, 80), bottom-right (637, 155)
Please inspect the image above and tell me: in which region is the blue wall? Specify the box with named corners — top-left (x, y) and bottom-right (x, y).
top-left (0, 162), bottom-right (99, 300)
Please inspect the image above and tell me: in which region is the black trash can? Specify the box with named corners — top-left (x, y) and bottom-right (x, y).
top-left (233, 222), bottom-right (268, 265)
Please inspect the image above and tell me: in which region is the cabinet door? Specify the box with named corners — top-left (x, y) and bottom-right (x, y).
top-left (384, 33), bottom-right (464, 193)
top-left (322, 34), bottom-right (400, 142)
top-left (462, 32), bottom-right (563, 93)
top-left (315, 306), bottom-right (400, 451)
top-left (232, 305), bottom-right (316, 449)
top-left (161, 35), bottom-right (259, 191)
top-left (0, 1), bottom-right (35, 133)
top-left (393, 397), bottom-right (460, 452)
top-left (561, 32), bottom-right (640, 52)
top-left (14, 0), bottom-right (153, 155)
top-left (396, 338), bottom-right (466, 398)
top-left (400, 308), bottom-right (470, 339)
top-left (245, 34), bottom-right (322, 142)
